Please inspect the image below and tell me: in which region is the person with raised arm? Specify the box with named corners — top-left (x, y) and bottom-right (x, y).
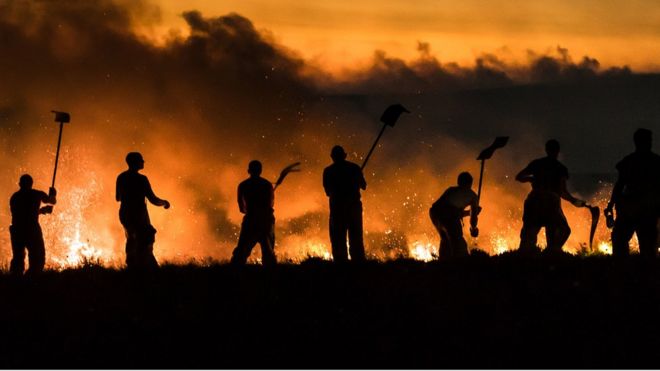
top-left (9, 174), bottom-right (56, 275)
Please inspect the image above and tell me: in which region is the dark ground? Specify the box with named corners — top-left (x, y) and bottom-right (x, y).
top-left (1, 255), bottom-right (660, 368)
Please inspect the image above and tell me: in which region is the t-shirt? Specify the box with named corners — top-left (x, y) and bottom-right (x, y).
top-left (432, 186), bottom-right (478, 212)
top-left (238, 177), bottom-right (274, 215)
top-left (521, 157), bottom-right (569, 194)
top-left (10, 189), bottom-right (49, 226)
top-left (323, 160), bottom-right (366, 203)
top-left (117, 170), bottom-right (156, 223)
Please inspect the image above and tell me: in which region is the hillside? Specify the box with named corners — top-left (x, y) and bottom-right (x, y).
top-left (1, 256), bottom-right (659, 368)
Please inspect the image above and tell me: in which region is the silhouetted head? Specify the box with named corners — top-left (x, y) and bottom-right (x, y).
top-left (545, 139), bottom-right (560, 158)
top-left (634, 128), bottom-right (652, 152)
top-left (126, 152), bottom-right (144, 171)
top-left (457, 172), bottom-right (473, 188)
top-left (248, 160), bottom-right (262, 177)
top-left (330, 145), bottom-right (347, 163)
top-left (18, 174), bottom-right (33, 190)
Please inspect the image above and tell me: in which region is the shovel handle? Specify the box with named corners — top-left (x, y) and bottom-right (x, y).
top-left (51, 121), bottom-right (65, 188)
top-left (361, 124), bottom-right (388, 170)
top-left (476, 159), bottom-right (485, 206)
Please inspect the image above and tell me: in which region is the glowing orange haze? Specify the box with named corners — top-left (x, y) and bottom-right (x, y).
top-left (0, 0), bottom-right (643, 269)
top-left (0, 124), bottom-right (623, 269)
top-left (152, 0), bottom-right (660, 73)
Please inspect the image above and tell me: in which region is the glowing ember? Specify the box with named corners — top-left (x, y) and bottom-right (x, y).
top-left (41, 172), bottom-right (117, 269)
top-left (490, 235), bottom-right (511, 255)
top-left (53, 221), bottom-right (107, 268)
top-left (597, 241), bottom-right (613, 255)
top-left (409, 241), bottom-right (435, 262)
top-left (301, 241), bottom-right (332, 261)
top-left (278, 236), bottom-right (332, 262)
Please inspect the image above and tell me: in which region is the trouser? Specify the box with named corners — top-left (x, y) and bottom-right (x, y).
top-left (429, 209), bottom-right (467, 260)
top-left (9, 225), bottom-right (45, 275)
top-left (612, 213), bottom-right (658, 258)
top-left (123, 223), bottom-right (158, 270)
top-left (329, 202), bottom-right (365, 263)
top-left (519, 190), bottom-right (571, 253)
top-left (231, 214), bottom-right (276, 266)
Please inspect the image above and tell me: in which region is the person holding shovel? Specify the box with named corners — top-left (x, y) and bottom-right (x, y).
top-left (116, 152), bottom-right (170, 271)
top-left (9, 174), bottom-right (56, 275)
top-left (516, 139), bottom-right (586, 255)
top-left (430, 172), bottom-right (480, 260)
top-left (323, 145), bottom-right (367, 263)
top-left (605, 128), bottom-right (660, 258)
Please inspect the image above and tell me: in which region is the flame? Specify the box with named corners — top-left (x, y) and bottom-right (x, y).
top-left (597, 241), bottom-right (613, 255)
top-left (53, 221), bottom-right (108, 268)
top-left (41, 171), bottom-right (118, 269)
top-left (277, 235), bottom-right (332, 262)
top-left (0, 142), bottom-right (631, 268)
top-left (490, 235), bottom-right (512, 255)
top-left (409, 240), bottom-right (435, 262)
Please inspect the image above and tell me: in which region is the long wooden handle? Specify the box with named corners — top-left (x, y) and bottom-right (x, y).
top-left (51, 121), bottom-right (64, 188)
top-left (361, 124), bottom-right (387, 170)
top-left (476, 159), bottom-right (485, 206)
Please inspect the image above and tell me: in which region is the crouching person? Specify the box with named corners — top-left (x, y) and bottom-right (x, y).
top-left (429, 172), bottom-right (480, 260)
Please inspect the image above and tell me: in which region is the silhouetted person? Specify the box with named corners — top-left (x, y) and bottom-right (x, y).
top-left (9, 174), bottom-right (56, 276)
top-left (230, 160), bottom-right (277, 266)
top-left (606, 128), bottom-right (660, 258)
top-left (116, 152), bottom-right (170, 271)
top-left (430, 172), bottom-right (480, 260)
top-left (516, 140), bottom-right (586, 254)
top-left (323, 145), bottom-right (367, 263)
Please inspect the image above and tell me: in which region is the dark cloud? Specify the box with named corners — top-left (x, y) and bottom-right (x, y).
top-left (325, 43), bottom-right (636, 94)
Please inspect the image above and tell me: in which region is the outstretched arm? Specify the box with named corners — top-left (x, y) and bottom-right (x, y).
top-left (145, 179), bottom-right (170, 209)
top-left (560, 177), bottom-right (585, 207)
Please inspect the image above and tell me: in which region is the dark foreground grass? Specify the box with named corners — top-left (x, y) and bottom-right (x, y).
top-left (0, 254), bottom-right (659, 368)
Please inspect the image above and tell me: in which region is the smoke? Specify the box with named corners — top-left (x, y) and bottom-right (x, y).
top-left (0, 0), bottom-right (657, 266)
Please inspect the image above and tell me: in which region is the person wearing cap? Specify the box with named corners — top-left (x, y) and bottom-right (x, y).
top-left (430, 172), bottom-right (480, 260)
top-left (323, 145), bottom-right (367, 263)
top-left (606, 128), bottom-right (660, 258)
top-left (116, 152), bottom-right (170, 271)
top-left (9, 174), bottom-right (56, 275)
top-left (516, 139), bottom-right (586, 254)
top-left (230, 160), bottom-right (277, 266)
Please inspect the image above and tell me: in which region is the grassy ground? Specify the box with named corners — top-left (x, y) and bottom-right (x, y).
top-left (0, 255), bottom-right (659, 368)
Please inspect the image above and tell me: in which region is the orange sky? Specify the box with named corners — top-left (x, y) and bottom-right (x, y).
top-left (150, 1), bottom-right (660, 72)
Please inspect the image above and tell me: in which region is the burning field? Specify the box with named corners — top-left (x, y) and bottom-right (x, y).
top-left (0, 0), bottom-right (655, 269)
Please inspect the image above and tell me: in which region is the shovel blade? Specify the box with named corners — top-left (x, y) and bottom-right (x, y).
top-left (380, 104), bottom-right (410, 127)
top-left (477, 136), bottom-right (509, 160)
top-left (51, 110), bottom-right (70, 123)
top-left (274, 162), bottom-right (301, 187)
